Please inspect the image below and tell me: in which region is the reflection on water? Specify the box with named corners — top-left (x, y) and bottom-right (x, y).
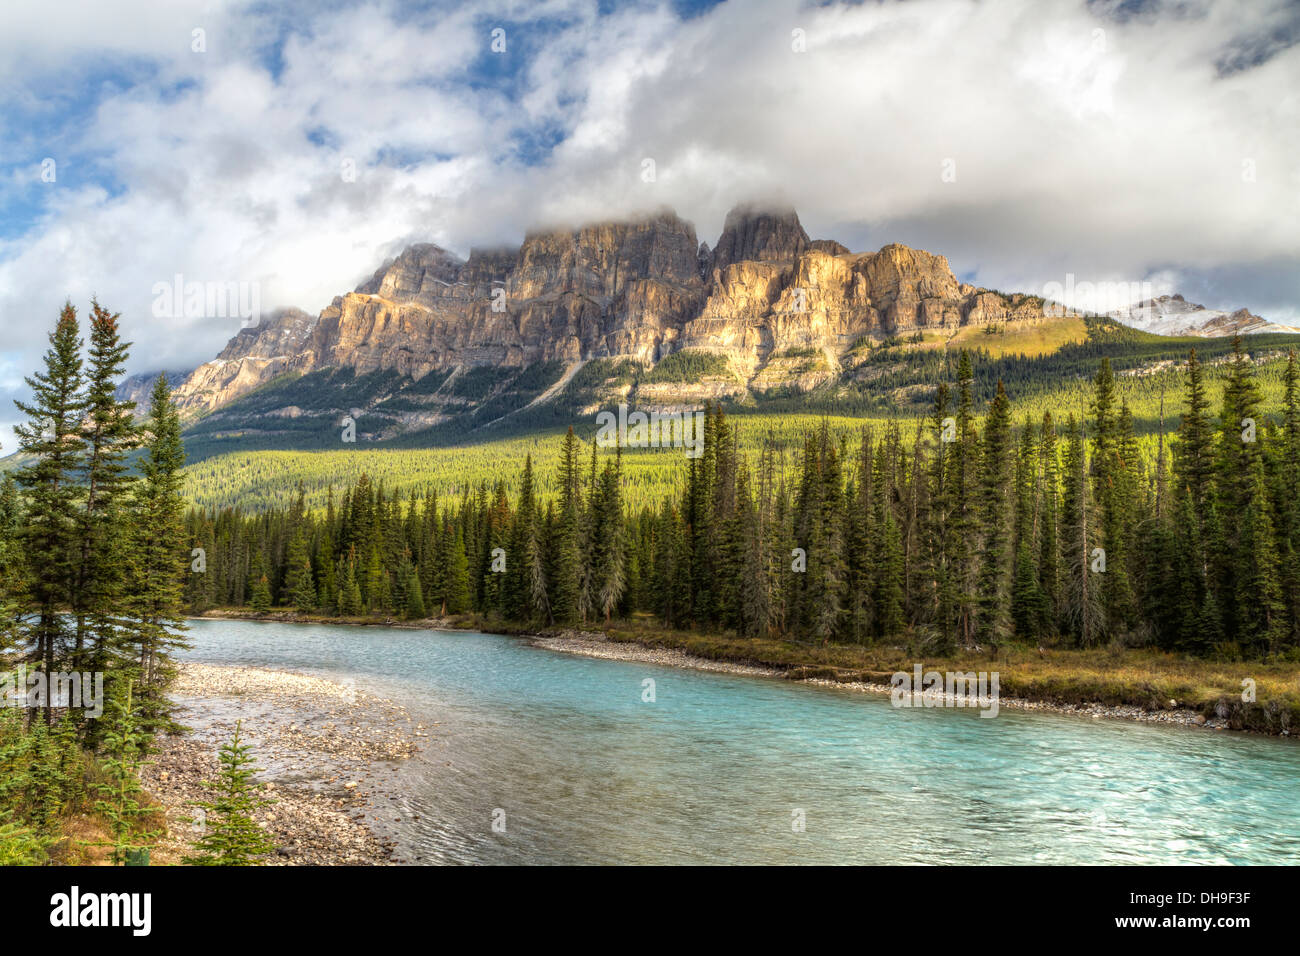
top-left (182, 619), bottom-right (1300, 865)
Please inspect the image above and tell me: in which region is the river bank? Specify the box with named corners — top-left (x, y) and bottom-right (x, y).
top-left (144, 662), bottom-right (423, 865)
top-left (526, 630), bottom-right (1238, 731)
top-left (193, 609), bottom-right (1300, 737)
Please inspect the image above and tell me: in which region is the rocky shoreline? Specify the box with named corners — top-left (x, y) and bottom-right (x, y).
top-left (143, 662), bottom-right (423, 866)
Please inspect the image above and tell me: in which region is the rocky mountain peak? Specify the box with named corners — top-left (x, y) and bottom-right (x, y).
top-left (171, 203), bottom-right (1153, 422)
top-left (355, 243), bottom-right (463, 306)
top-left (1108, 294), bottom-right (1295, 337)
top-left (216, 307), bottom-right (316, 361)
top-left (711, 202), bottom-right (811, 272)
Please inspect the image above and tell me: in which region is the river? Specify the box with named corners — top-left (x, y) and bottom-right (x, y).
top-left (181, 618), bottom-right (1300, 865)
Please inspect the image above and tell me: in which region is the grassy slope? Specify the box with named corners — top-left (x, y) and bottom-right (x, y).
top-left (182, 357), bottom-right (1298, 513)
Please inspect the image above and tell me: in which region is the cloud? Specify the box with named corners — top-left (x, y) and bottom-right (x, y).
top-left (0, 0), bottom-right (1297, 447)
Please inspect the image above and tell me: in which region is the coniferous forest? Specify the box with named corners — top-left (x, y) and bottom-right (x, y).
top-left (181, 341), bottom-right (1300, 660)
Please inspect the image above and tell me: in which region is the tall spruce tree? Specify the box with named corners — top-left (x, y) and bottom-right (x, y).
top-left (72, 301), bottom-right (138, 680)
top-left (975, 380), bottom-right (1014, 645)
top-left (12, 304), bottom-right (87, 724)
top-left (122, 375), bottom-right (191, 732)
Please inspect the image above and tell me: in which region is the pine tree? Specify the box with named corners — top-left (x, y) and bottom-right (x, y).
top-left (284, 530), bottom-right (317, 613)
top-left (1171, 348), bottom-right (1216, 640)
top-left (248, 553), bottom-right (272, 613)
top-left (92, 683), bottom-right (161, 865)
top-left (122, 375), bottom-right (191, 732)
top-left (505, 456), bottom-right (537, 619)
top-left (949, 350), bottom-right (979, 647)
top-left (1037, 411), bottom-right (1060, 634)
top-left (12, 304), bottom-right (87, 724)
top-left (592, 457), bottom-right (626, 624)
top-left (1059, 416), bottom-right (1102, 646)
top-left (443, 529), bottom-right (471, 615)
top-left (72, 301), bottom-right (138, 679)
top-left (846, 429), bottom-right (876, 643)
top-left (870, 436), bottom-right (902, 639)
top-left (975, 380), bottom-right (1014, 645)
top-left (184, 720), bottom-right (274, 866)
top-left (338, 551), bottom-right (363, 616)
top-left (1213, 338), bottom-right (1273, 650)
top-left (0, 475), bottom-right (21, 653)
top-left (404, 565), bottom-right (426, 619)
top-left (550, 428), bottom-right (582, 624)
top-left (1235, 459), bottom-right (1286, 655)
top-left (1010, 418), bottom-right (1042, 639)
top-left (1088, 357), bottom-right (1131, 637)
top-left (1279, 351), bottom-right (1300, 646)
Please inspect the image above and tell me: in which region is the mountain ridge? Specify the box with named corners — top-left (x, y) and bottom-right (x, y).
top-left (167, 202), bottom-right (1297, 457)
top-left (171, 202), bottom-right (1054, 420)
top-left (1106, 293), bottom-right (1299, 338)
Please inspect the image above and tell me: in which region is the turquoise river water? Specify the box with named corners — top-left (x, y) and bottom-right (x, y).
top-left (181, 618), bottom-right (1300, 865)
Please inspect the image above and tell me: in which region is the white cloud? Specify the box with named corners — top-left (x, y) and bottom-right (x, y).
top-left (0, 0), bottom-right (1297, 449)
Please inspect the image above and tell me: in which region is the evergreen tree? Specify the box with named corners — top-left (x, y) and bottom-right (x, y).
top-left (122, 375), bottom-right (191, 732)
top-left (92, 683), bottom-right (160, 865)
top-left (1010, 418), bottom-right (1042, 639)
top-left (975, 380), bottom-right (1014, 645)
top-left (443, 529), bottom-right (471, 615)
top-left (404, 564), bottom-right (426, 619)
top-left (338, 551), bottom-right (363, 616)
top-left (1059, 416), bottom-right (1102, 646)
top-left (184, 720), bottom-right (274, 866)
top-left (12, 304), bottom-right (87, 724)
top-left (550, 428), bottom-right (582, 624)
top-left (248, 553), bottom-right (272, 613)
top-left (949, 350), bottom-right (979, 647)
top-left (1036, 411), bottom-right (1060, 634)
top-left (284, 529), bottom-right (317, 613)
top-left (72, 301), bottom-right (138, 679)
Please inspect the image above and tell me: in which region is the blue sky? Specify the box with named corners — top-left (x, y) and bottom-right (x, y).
top-left (0, 0), bottom-right (1298, 450)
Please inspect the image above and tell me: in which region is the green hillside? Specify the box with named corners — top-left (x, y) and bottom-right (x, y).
top-left (182, 327), bottom-right (1300, 513)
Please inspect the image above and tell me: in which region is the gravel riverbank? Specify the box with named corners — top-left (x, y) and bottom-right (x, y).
top-left (528, 630), bottom-right (782, 678)
top-left (144, 662), bottom-right (424, 865)
top-left (531, 630), bottom-right (1239, 732)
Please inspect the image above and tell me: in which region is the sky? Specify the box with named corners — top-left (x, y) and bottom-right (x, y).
top-left (0, 0), bottom-right (1297, 450)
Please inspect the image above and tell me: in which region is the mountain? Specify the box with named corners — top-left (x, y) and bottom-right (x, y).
top-left (173, 203), bottom-right (1048, 422)
top-left (170, 202), bottom-right (1296, 459)
top-left (114, 370), bottom-right (192, 416)
top-left (1107, 294), bottom-right (1299, 338)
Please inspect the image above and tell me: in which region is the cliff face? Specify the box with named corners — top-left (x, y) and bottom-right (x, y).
top-left (174, 307), bottom-right (316, 414)
top-left (172, 203), bottom-right (1049, 418)
top-left (710, 203), bottom-right (809, 271)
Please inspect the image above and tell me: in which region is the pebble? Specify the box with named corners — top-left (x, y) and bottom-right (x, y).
top-left (141, 661), bottom-right (423, 866)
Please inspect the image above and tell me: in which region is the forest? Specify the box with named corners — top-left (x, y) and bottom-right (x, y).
top-left (183, 341), bottom-right (1300, 660)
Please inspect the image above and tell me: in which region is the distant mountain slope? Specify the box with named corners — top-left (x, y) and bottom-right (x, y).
top-left (1108, 294), bottom-right (1299, 338)
top-left (114, 369), bottom-right (192, 417)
